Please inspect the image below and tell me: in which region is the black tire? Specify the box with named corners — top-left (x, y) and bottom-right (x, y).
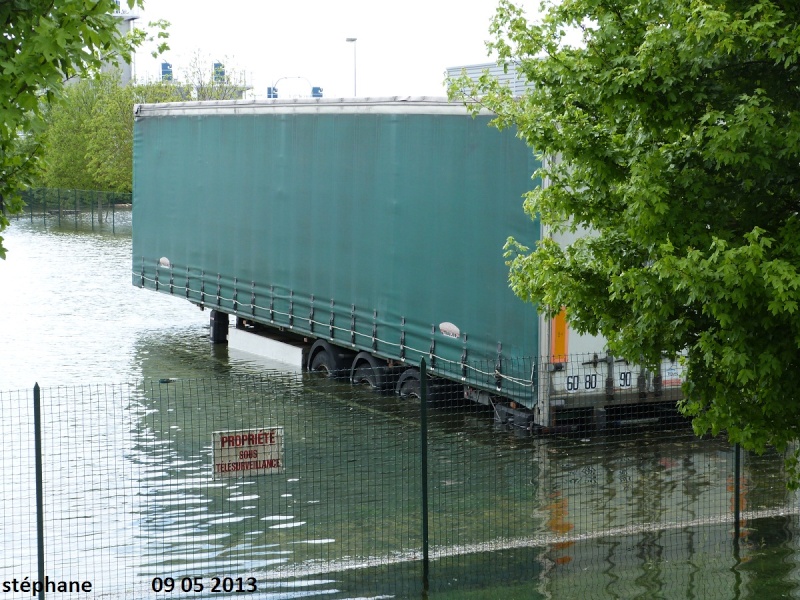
top-left (396, 369), bottom-right (422, 400)
top-left (396, 369), bottom-right (462, 404)
top-left (350, 352), bottom-right (392, 393)
top-left (307, 340), bottom-right (353, 379)
top-left (309, 349), bottom-right (336, 377)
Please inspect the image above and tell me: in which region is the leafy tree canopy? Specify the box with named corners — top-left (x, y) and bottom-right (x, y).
top-left (86, 78), bottom-right (182, 191)
top-left (39, 76), bottom-right (182, 193)
top-left (0, 0), bottom-right (167, 257)
top-left (450, 0), bottom-right (800, 471)
top-left (40, 77), bottom-right (113, 191)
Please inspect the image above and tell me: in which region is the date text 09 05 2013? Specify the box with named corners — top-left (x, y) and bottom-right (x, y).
top-left (151, 577), bottom-right (257, 593)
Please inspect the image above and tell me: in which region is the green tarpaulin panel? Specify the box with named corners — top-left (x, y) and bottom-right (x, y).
top-left (133, 98), bottom-right (541, 405)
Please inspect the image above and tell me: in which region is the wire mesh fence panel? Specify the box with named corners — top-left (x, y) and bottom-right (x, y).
top-left (1, 389), bottom-right (37, 591)
top-left (4, 364), bottom-right (800, 599)
top-left (8, 376), bottom-right (428, 598)
top-left (424, 355), bottom-right (800, 598)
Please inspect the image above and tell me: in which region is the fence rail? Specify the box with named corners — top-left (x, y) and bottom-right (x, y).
top-left (3, 370), bottom-right (798, 598)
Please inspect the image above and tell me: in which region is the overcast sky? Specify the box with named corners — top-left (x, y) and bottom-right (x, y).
top-left (132, 0), bottom-right (536, 99)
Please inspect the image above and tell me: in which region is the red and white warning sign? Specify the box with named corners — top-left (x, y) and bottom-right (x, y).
top-left (212, 427), bottom-right (285, 479)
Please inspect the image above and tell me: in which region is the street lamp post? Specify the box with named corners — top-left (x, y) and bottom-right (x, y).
top-left (346, 37), bottom-right (357, 96)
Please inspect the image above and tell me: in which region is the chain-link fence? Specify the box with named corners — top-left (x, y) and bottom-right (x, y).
top-left (9, 188), bottom-right (132, 233)
top-left (3, 369), bottom-right (799, 599)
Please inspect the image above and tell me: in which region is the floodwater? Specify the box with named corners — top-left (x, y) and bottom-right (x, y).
top-left (2, 215), bottom-right (800, 599)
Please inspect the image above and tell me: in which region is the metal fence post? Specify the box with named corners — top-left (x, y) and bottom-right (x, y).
top-left (420, 358), bottom-right (430, 595)
top-left (734, 442), bottom-right (741, 546)
top-left (33, 383), bottom-right (46, 599)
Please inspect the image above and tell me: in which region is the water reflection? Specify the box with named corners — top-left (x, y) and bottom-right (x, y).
top-left (529, 430), bottom-right (800, 599)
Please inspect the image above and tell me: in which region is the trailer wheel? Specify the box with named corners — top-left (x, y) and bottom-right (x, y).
top-left (307, 340), bottom-right (352, 380)
top-left (309, 350), bottom-right (336, 376)
top-left (396, 369), bottom-right (422, 400)
top-left (397, 369), bottom-right (461, 404)
top-left (350, 352), bottom-right (392, 393)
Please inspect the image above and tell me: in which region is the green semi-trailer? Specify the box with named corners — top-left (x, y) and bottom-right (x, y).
top-left (132, 97), bottom-right (682, 430)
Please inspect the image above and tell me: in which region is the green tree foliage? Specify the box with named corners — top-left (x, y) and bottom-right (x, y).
top-left (40, 77), bottom-right (112, 190)
top-left (39, 77), bottom-right (181, 192)
top-left (86, 79), bottom-right (181, 191)
top-left (449, 0), bottom-right (800, 467)
top-left (0, 0), bottom-right (167, 257)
